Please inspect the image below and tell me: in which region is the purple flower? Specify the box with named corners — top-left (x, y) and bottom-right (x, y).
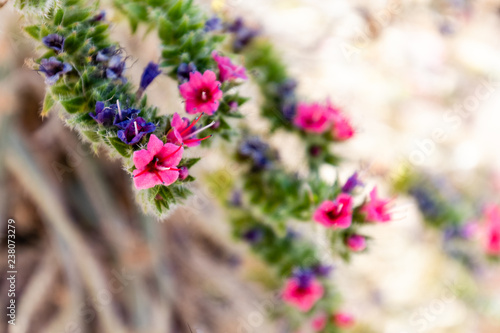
top-left (176, 62), bottom-right (197, 83)
top-left (228, 18), bottom-right (259, 52)
top-left (312, 264), bottom-right (333, 277)
top-left (38, 57), bottom-right (72, 85)
top-left (293, 268), bottom-right (314, 289)
top-left (42, 34), bottom-right (65, 53)
top-left (140, 62), bottom-right (161, 90)
top-left (238, 137), bottom-right (278, 171)
top-left (90, 101), bottom-right (116, 126)
top-left (230, 190), bottom-right (242, 206)
top-left (96, 47), bottom-right (117, 62)
top-left (204, 17), bottom-right (223, 32)
top-left (106, 55), bottom-right (126, 82)
top-left (242, 228), bottom-right (264, 244)
top-left (281, 102), bottom-right (297, 122)
top-left (113, 106), bottom-right (141, 128)
top-left (342, 172), bottom-right (363, 193)
top-left (91, 11), bottom-right (106, 22)
top-left (117, 117), bottom-right (156, 145)
top-left (277, 79), bottom-right (297, 100)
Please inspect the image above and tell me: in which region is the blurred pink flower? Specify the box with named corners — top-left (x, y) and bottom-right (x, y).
top-left (361, 188), bottom-right (392, 223)
top-left (132, 135), bottom-right (184, 190)
top-left (311, 313), bottom-right (327, 331)
top-left (212, 51), bottom-right (248, 82)
top-left (345, 234), bottom-right (366, 252)
top-left (166, 112), bottom-right (212, 147)
top-left (332, 312), bottom-right (355, 328)
top-left (331, 113), bottom-right (355, 141)
top-left (313, 194), bottom-right (353, 229)
top-left (482, 205), bottom-right (500, 255)
top-left (293, 102), bottom-right (332, 133)
top-left (179, 70), bottom-right (222, 115)
top-left (326, 100), bottom-right (354, 140)
top-left (282, 277), bottom-right (324, 312)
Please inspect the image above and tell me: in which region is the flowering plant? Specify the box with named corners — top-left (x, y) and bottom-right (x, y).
top-left (15, 0), bottom-right (394, 331)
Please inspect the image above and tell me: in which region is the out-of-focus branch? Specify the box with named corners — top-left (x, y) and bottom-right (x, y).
top-left (3, 121), bottom-right (129, 333)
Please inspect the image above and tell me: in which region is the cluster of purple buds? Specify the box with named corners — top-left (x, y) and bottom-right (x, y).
top-left (238, 137), bottom-right (277, 172)
top-left (90, 101), bottom-right (156, 145)
top-left (204, 17), bottom-right (258, 52)
top-left (276, 79), bottom-right (298, 122)
top-left (227, 18), bottom-right (259, 52)
top-left (204, 16), bottom-right (223, 32)
top-left (408, 186), bottom-right (441, 219)
top-left (95, 46), bottom-right (127, 83)
top-left (177, 62), bottom-right (197, 83)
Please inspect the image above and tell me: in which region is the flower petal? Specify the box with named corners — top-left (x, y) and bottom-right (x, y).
top-left (147, 134), bottom-right (164, 155)
top-left (133, 149), bottom-right (153, 170)
top-left (157, 143), bottom-right (184, 167)
top-left (133, 170), bottom-right (162, 190)
top-left (157, 169), bottom-right (179, 186)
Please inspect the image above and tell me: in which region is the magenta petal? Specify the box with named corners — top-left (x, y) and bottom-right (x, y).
top-left (189, 71), bottom-right (204, 89)
top-left (133, 149), bottom-right (153, 170)
top-left (133, 170), bottom-right (162, 190)
top-left (179, 82), bottom-right (195, 99)
top-left (157, 143), bottom-right (184, 166)
top-left (203, 70), bottom-right (217, 83)
top-left (185, 99), bottom-right (199, 114)
top-left (158, 169), bottom-right (179, 186)
top-left (166, 128), bottom-right (183, 145)
top-left (147, 134), bottom-right (164, 155)
top-left (170, 112), bottom-right (183, 129)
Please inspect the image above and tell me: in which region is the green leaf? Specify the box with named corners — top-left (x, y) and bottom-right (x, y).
top-left (170, 185), bottom-right (191, 199)
top-left (167, 0), bottom-right (184, 20)
top-left (180, 157), bottom-right (200, 168)
top-left (62, 9), bottom-right (91, 27)
top-left (54, 8), bottom-right (64, 25)
top-left (63, 32), bottom-right (81, 54)
top-left (125, 3), bottom-right (148, 22)
top-left (41, 92), bottom-right (55, 117)
top-left (108, 137), bottom-right (132, 157)
top-left (60, 96), bottom-right (86, 114)
top-left (158, 17), bottom-right (174, 42)
top-left (24, 25), bottom-right (41, 40)
top-left (81, 130), bottom-right (101, 143)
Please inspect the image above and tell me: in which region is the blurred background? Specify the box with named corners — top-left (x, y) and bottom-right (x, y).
top-left (2, 0), bottom-right (500, 332)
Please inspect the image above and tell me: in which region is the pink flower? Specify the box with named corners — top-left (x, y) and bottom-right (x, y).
top-left (166, 112), bottom-right (213, 147)
top-left (293, 102), bottom-right (332, 133)
top-left (311, 313), bottom-right (327, 331)
top-left (332, 113), bottom-right (355, 141)
top-left (132, 135), bottom-right (184, 190)
top-left (179, 70), bottom-right (223, 115)
top-left (332, 312), bottom-right (355, 328)
top-left (212, 51), bottom-right (248, 82)
top-left (345, 234), bottom-right (366, 252)
top-left (326, 100), bottom-right (354, 140)
top-left (282, 277), bottom-right (324, 312)
top-left (361, 187), bottom-right (392, 223)
top-left (313, 194), bottom-right (353, 229)
top-left (482, 205), bottom-right (500, 255)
